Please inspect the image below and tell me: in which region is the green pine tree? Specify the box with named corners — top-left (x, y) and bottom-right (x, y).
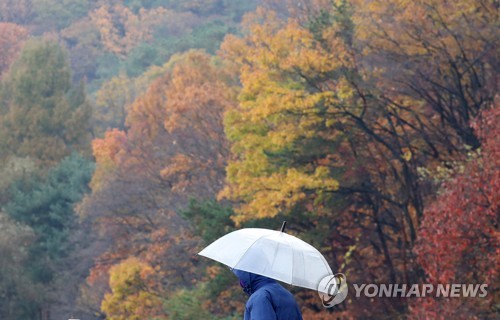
top-left (4, 153), bottom-right (94, 283)
top-left (0, 39), bottom-right (92, 165)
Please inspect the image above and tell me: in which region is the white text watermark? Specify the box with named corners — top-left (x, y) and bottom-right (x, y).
top-left (317, 274), bottom-right (489, 308)
top-left (352, 283), bottom-right (488, 298)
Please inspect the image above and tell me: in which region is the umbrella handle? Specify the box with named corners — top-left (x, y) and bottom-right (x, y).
top-left (280, 221), bottom-right (287, 233)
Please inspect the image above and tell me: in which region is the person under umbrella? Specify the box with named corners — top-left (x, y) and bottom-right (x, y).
top-left (233, 268), bottom-right (303, 320)
top-left (199, 222), bottom-right (333, 319)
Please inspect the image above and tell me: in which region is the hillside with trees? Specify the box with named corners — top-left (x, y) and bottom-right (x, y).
top-left (0, 0), bottom-right (497, 319)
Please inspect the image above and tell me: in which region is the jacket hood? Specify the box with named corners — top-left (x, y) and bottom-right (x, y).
top-left (233, 269), bottom-right (276, 295)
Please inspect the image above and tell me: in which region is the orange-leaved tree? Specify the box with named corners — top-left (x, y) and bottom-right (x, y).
top-left (78, 50), bottom-right (237, 316)
top-left (90, 4), bottom-right (186, 58)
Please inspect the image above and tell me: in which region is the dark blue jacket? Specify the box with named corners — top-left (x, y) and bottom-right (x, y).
top-left (233, 269), bottom-right (303, 320)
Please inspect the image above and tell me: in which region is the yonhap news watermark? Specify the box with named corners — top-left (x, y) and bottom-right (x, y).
top-left (352, 283), bottom-right (488, 298)
top-left (317, 274), bottom-right (489, 308)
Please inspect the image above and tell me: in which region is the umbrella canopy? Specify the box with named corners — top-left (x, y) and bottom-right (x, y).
top-left (198, 227), bottom-right (333, 292)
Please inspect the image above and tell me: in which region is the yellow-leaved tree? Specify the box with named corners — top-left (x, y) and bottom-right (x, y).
top-left (219, 8), bottom-right (346, 223)
top-left (218, 1), bottom-right (497, 318)
top-left (101, 257), bottom-right (166, 320)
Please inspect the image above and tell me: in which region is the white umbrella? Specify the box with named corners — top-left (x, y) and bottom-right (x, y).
top-left (198, 223), bottom-right (333, 292)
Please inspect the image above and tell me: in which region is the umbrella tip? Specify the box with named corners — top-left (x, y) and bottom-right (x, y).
top-left (280, 221), bottom-right (287, 233)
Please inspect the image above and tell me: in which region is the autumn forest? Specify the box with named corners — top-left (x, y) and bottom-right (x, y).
top-left (0, 0), bottom-right (497, 319)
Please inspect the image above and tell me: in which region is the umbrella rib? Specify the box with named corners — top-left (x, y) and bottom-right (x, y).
top-left (283, 233), bottom-right (294, 285)
top-left (232, 231), bottom-right (275, 272)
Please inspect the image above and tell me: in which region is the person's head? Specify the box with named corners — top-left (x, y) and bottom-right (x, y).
top-left (232, 269), bottom-right (275, 295)
top-left (233, 269), bottom-right (253, 295)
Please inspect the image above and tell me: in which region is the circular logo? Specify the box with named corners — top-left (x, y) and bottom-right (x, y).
top-left (317, 273), bottom-right (348, 308)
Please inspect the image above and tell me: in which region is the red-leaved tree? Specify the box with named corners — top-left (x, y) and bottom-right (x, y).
top-left (411, 104), bottom-right (499, 319)
top-left (0, 22), bottom-right (27, 78)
